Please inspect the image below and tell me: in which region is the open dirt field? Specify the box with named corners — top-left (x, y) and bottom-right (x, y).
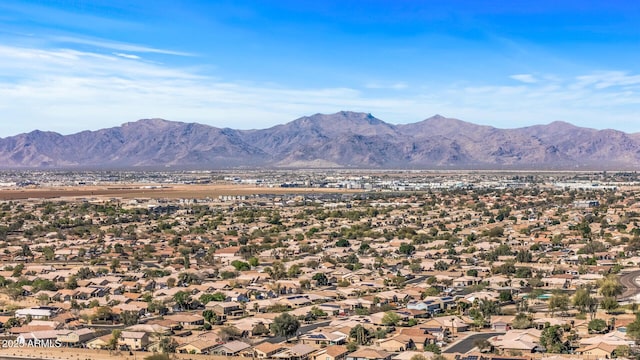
top-left (0, 184), bottom-right (362, 201)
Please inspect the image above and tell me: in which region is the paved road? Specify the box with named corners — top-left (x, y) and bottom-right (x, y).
top-left (620, 270), bottom-right (640, 300)
top-left (263, 320), bottom-right (332, 344)
top-left (405, 275), bottom-right (427, 285)
top-left (444, 332), bottom-right (501, 354)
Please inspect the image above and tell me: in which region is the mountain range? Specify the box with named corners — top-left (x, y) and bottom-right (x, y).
top-left (1, 111), bottom-right (639, 170)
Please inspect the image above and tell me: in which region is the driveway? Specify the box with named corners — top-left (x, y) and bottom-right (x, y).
top-left (443, 332), bottom-right (501, 354)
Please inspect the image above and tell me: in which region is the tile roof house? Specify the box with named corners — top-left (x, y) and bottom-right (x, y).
top-left (120, 331), bottom-right (150, 350)
top-left (489, 329), bottom-right (543, 354)
top-left (346, 348), bottom-right (392, 360)
top-left (176, 339), bottom-right (220, 354)
top-left (273, 344), bottom-right (318, 360)
top-left (299, 331), bottom-right (347, 348)
top-left (575, 342), bottom-right (618, 358)
top-left (212, 340), bottom-right (253, 356)
top-left (254, 342), bottom-right (286, 359)
top-left (311, 345), bottom-right (349, 360)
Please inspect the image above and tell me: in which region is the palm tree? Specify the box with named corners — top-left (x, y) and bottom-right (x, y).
top-left (350, 324), bottom-right (369, 345)
top-left (108, 329), bottom-right (121, 354)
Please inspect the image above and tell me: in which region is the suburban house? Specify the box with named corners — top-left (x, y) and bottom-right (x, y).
top-left (176, 339), bottom-right (219, 354)
top-left (299, 331), bottom-right (347, 347)
top-left (207, 301), bottom-right (244, 319)
top-left (57, 328), bottom-right (98, 347)
top-left (311, 345), bottom-right (349, 360)
top-left (272, 344), bottom-right (317, 360)
top-left (346, 348), bottom-right (392, 360)
top-left (15, 307), bottom-right (57, 320)
top-left (211, 340), bottom-right (253, 356)
top-left (164, 314), bottom-right (205, 329)
top-left (119, 331), bottom-right (150, 351)
top-left (254, 342), bottom-right (286, 359)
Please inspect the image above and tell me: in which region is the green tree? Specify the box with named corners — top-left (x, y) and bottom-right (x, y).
top-left (346, 341), bottom-right (358, 352)
top-left (573, 286), bottom-right (597, 315)
top-left (108, 329), bottom-right (121, 350)
top-left (512, 313), bottom-right (533, 329)
top-left (178, 272), bottom-right (201, 285)
top-left (626, 312), bottom-right (640, 344)
top-left (265, 261), bottom-right (287, 280)
top-left (3, 317), bottom-right (20, 329)
top-left (110, 258), bottom-right (120, 273)
top-left (598, 275), bottom-right (624, 298)
top-left (119, 310), bottom-right (140, 326)
top-left (312, 272), bottom-right (329, 286)
top-left (614, 345), bottom-right (631, 358)
top-left (473, 338), bottom-right (492, 353)
top-left (398, 243), bottom-right (416, 255)
top-left (434, 261), bottom-right (449, 271)
top-left (499, 291), bottom-right (512, 302)
top-left (252, 322), bottom-right (270, 336)
top-left (42, 246), bottom-right (55, 261)
top-left (600, 297), bottom-right (619, 313)
top-left (588, 318), bottom-right (608, 333)
top-left (287, 264), bottom-right (302, 278)
top-left (32, 279), bottom-right (57, 292)
top-left (21, 244), bottom-right (33, 257)
top-left (310, 306), bottom-right (327, 318)
top-left (424, 343), bottom-right (441, 354)
top-left (271, 312), bottom-right (300, 340)
top-left (12, 264), bottom-right (24, 277)
top-left (349, 324), bottom-right (371, 345)
top-left (548, 294), bottom-right (569, 317)
top-left (200, 292), bottom-right (226, 303)
top-left (516, 250), bottom-right (533, 263)
top-left (202, 309), bottom-right (218, 324)
top-left (219, 326), bottom-right (243, 341)
top-left (76, 267), bottom-right (95, 280)
top-left (158, 336), bottom-right (178, 353)
top-left (65, 275), bottom-right (78, 289)
top-left (381, 311), bottom-right (401, 326)
top-left (173, 291), bottom-right (191, 311)
top-left (336, 239), bottom-right (350, 247)
top-left (231, 260), bottom-right (251, 271)
top-left (539, 325), bottom-right (567, 353)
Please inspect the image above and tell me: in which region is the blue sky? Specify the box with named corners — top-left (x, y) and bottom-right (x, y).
top-left (1, 0), bottom-right (640, 136)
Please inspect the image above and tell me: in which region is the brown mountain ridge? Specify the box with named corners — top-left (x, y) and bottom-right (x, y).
top-left (0, 111), bottom-right (638, 170)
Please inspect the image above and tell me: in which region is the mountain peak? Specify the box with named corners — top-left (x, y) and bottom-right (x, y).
top-left (1, 112), bottom-right (639, 170)
top-left (289, 111), bottom-right (390, 130)
top-left (123, 118), bottom-right (179, 128)
top-left (546, 120), bottom-right (577, 129)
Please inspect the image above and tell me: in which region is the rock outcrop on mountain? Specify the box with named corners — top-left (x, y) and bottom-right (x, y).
top-left (0, 111), bottom-right (638, 169)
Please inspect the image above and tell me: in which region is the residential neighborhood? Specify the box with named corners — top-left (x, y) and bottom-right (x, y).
top-left (0, 171), bottom-right (640, 360)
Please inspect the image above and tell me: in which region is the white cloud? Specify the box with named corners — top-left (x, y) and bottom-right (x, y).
top-left (364, 81), bottom-right (408, 90)
top-left (509, 74), bottom-right (538, 83)
top-left (52, 35), bottom-right (194, 56)
top-left (0, 45), bottom-right (418, 135)
top-left (0, 43), bottom-right (640, 137)
top-left (114, 53), bottom-right (141, 60)
top-left (575, 71), bottom-right (640, 90)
